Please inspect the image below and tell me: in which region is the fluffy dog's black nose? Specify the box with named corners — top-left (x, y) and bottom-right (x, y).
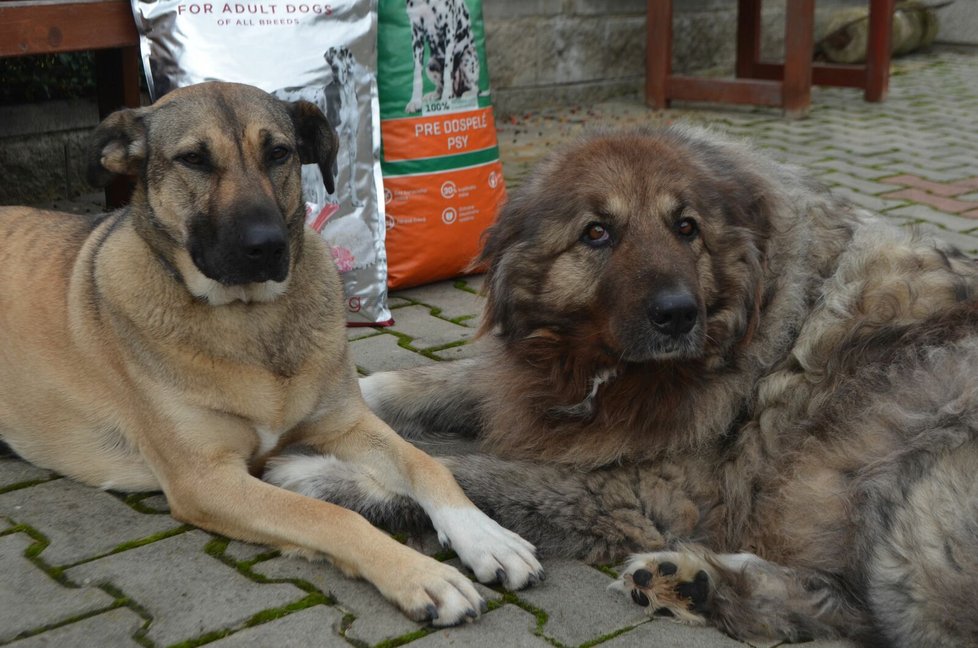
top-left (649, 291), bottom-right (699, 336)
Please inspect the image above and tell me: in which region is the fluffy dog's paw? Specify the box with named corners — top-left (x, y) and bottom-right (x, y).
top-left (383, 553), bottom-right (487, 627)
top-left (614, 551), bottom-right (714, 625)
top-left (405, 98), bottom-right (422, 113)
top-left (429, 506), bottom-right (544, 590)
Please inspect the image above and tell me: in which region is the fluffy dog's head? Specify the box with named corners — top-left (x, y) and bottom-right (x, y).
top-left (479, 128), bottom-right (773, 369)
top-left (87, 81), bottom-right (338, 305)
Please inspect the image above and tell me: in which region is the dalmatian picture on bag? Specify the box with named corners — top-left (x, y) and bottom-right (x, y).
top-left (324, 47), bottom-right (366, 209)
top-left (404, 0), bottom-right (481, 113)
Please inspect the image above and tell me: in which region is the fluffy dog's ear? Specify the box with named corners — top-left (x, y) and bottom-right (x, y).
top-left (87, 108), bottom-right (148, 188)
top-left (475, 196), bottom-right (533, 338)
top-left (288, 100), bottom-right (339, 194)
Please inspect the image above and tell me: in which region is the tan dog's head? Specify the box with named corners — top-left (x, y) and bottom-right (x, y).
top-left (478, 128), bottom-right (773, 366)
top-left (88, 81), bottom-right (338, 304)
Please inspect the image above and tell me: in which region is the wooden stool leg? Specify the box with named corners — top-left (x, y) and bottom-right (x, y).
top-left (646, 0), bottom-right (672, 110)
top-left (735, 0), bottom-right (762, 78)
top-left (782, 0), bottom-right (814, 118)
top-left (865, 0), bottom-right (894, 102)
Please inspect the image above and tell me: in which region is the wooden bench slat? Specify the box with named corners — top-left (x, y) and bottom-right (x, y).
top-left (0, 0), bottom-right (138, 57)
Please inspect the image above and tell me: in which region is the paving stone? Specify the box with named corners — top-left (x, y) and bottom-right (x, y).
top-left (223, 540), bottom-right (276, 563)
top-left (65, 530), bottom-right (305, 647)
top-left (460, 273), bottom-right (487, 293)
top-left (251, 555), bottom-right (424, 646)
top-left (387, 305), bottom-right (476, 348)
top-left (818, 172), bottom-right (899, 196)
top-left (410, 605), bottom-right (550, 648)
top-left (393, 279), bottom-right (487, 321)
top-left (515, 560), bottom-right (648, 646)
top-left (827, 187), bottom-right (908, 213)
top-left (0, 533), bottom-right (115, 643)
top-left (0, 479), bottom-right (181, 566)
top-left (599, 618), bottom-right (747, 647)
top-left (7, 607), bottom-right (144, 648)
top-left (350, 332), bottom-right (434, 374)
top-left (429, 342), bottom-right (482, 362)
top-left (204, 606), bottom-right (347, 648)
top-left (0, 456), bottom-right (54, 490)
top-left (885, 204), bottom-right (978, 233)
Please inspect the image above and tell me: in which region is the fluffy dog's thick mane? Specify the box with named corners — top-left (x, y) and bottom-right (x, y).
top-left (469, 128), bottom-right (852, 467)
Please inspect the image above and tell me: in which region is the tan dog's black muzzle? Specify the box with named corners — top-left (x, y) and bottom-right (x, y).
top-left (189, 203), bottom-right (290, 285)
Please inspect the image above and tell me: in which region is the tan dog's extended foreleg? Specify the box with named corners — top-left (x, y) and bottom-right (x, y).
top-left (143, 411), bottom-right (488, 626)
top-left (290, 409), bottom-right (544, 591)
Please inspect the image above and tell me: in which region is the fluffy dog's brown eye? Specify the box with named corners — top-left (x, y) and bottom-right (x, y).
top-left (581, 223), bottom-right (612, 247)
top-left (676, 217), bottom-right (698, 238)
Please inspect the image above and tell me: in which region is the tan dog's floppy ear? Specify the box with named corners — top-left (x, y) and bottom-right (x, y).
top-left (86, 108), bottom-right (148, 188)
top-left (288, 100), bottom-right (339, 194)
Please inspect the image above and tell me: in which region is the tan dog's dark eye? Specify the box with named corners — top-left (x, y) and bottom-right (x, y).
top-left (581, 223), bottom-right (612, 247)
top-left (178, 152), bottom-right (206, 167)
top-left (676, 217), bottom-right (698, 238)
top-left (268, 146), bottom-right (291, 163)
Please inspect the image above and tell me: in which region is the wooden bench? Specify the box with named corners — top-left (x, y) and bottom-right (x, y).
top-left (647, 0), bottom-right (895, 117)
top-left (0, 0), bottom-right (140, 205)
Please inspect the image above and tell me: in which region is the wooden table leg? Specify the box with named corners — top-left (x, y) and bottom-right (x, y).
top-left (782, 0), bottom-right (814, 118)
top-left (735, 0), bottom-right (762, 79)
top-left (646, 0), bottom-right (672, 110)
top-left (864, 0), bottom-right (894, 102)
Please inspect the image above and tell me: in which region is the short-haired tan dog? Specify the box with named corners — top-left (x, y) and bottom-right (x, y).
top-left (0, 81), bottom-right (541, 625)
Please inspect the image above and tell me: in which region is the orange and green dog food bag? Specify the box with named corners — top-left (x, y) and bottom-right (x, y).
top-left (377, 0), bottom-right (505, 289)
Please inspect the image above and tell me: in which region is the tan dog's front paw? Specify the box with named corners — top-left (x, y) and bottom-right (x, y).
top-left (429, 506), bottom-right (544, 590)
top-left (380, 551), bottom-right (486, 626)
top-left (615, 551), bottom-right (714, 625)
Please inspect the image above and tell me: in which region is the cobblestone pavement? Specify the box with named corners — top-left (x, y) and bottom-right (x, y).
top-left (3, 47), bottom-right (977, 647)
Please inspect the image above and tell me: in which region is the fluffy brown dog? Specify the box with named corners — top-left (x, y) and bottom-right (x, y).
top-left (270, 127), bottom-right (978, 646)
top-left (0, 81), bottom-right (541, 626)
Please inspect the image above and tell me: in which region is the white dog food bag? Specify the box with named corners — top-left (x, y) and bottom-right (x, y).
top-left (132, 0), bottom-right (392, 325)
top-left (377, 0), bottom-right (505, 288)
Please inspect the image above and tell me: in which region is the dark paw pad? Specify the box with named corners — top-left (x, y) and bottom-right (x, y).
top-left (675, 570), bottom-right (711, 612)
top-left (632, 568), bottom-right (653, 588)
top-left (657, 561), bottom-right (678, 576)
top-left (631, 588), bottom-right (650, 606)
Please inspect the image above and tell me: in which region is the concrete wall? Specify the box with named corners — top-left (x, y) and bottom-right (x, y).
top-left (935, 2), bottom-right (978, 46)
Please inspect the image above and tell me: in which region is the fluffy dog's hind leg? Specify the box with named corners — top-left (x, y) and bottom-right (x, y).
top-left (618, 549), bottom-right (871, 644)
top-left (359, 359), bottom-right (487, 441)
top-left (866, 442), bottom-right (978, 648)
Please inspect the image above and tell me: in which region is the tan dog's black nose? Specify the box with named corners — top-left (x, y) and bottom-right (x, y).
top-left (242, 222), bottom-right (287, 271)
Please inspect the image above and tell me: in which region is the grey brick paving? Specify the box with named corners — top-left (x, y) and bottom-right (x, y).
top-left (0, 478), bottom-right (180, 565)
top-left (4, 46), bottom-right (977, 648)
top-left (410, 605), bottom-right (551, 648)
top-left (203, 606), bottom-right (348, 648)
top-left (395, 279), bottom-right (487, 321)
top-left (601, 619), bottom-right (749, 647)
top-left (7, 608), bottom-right (145, 648)
top-left (0, 533), bottom-right (115, 643)
top-left (251, 555), bottom-right (423, 646)
top-left (66, 530), bottom-right (305, 647)
top-left (514, 561), bottom-right (648, 646)
top-left (387, 305), bottom-right (476, 348)
top-left (0, 456), bottom-right (53, 489)
top-left (350, 332), bottom-right (434, 374)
